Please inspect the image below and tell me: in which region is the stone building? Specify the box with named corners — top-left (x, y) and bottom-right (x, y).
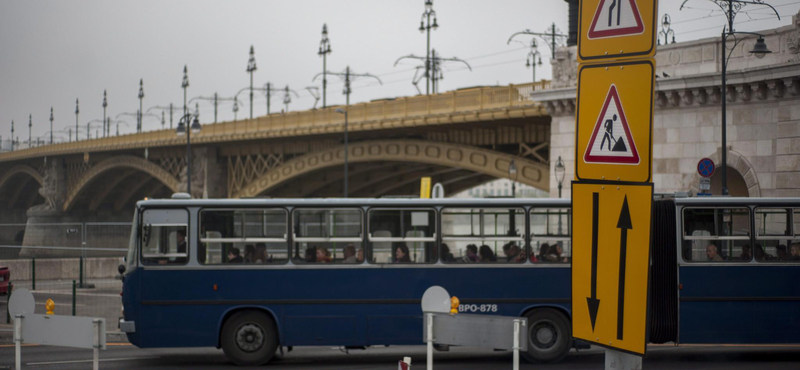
top-left (537, 12), bottom-right (800, 198)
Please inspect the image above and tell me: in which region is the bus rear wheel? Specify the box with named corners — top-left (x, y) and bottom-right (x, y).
top-left (522, 308), bottom-right (572, 363)
top-left (221, 310), bottom-right (279, 366)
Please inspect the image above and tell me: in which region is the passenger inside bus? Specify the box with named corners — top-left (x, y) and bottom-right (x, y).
top-left (776, 244), bottom-right (789, 260)
top-left (228, 247), bottom-right (243, 263)
top-left (244, 245), bottom-right (255, 263)
top-left (461, 244), bottom-right (478, 263)
top-left (478, 245), bottom-right (496, 262)
top-left (440, 243), bottom-right (456, 263)
top-left (356, 248), bottom-right (365, 263)
top-left (706, 243), bottom-right (723, 262)
top-left (395, 245), bottom-right (411, 263)
top-left (316, 247), bottom-right (332, 263)
top-left (304, 246), bottom-right (317, 263)
top-left (791, 243), bottom-right (800, 260)
top-left (343, 245), bottom-right (357, 263)
top-left (254, 243), bottom-right (268, 263)
top-left (740, 244), bottom-right (752, 261)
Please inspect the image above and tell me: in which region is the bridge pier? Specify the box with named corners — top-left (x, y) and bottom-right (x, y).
top-left (177, 146), bottom-right (227, 199)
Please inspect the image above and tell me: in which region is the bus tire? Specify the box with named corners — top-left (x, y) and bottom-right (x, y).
top-left (221, 310), bottom-right (279, 366)
top-left (522, 308), bottom-right (572, 363)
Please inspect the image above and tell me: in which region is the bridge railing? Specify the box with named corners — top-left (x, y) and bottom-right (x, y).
top-left (0, 81), bottom-right (549, 161)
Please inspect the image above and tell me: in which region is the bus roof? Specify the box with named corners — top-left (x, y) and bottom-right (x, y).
top-left (136, 197), bottom-right (572, 208)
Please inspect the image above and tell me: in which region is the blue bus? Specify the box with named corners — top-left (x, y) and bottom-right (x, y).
top-left (118, 196), bottom-right (800, 365)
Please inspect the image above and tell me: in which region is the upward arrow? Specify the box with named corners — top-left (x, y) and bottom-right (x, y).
top-left (616, 196), bottom-right (633, 341)
top-left (587, 192), bottom-right (600, 331)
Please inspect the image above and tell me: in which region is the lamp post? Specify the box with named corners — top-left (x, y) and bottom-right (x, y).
top-left (233, 96), bottom-right (240, 120)
top-left (508, 159), bottom-right (518, 198)
top-left (318, 24), bottom-right (332, 108)
top-left (28, 115), bottom-right (32, 148)
top-left (335, 108), bottom-right (349, 197)
top-left (247, 46), bottom-right (257, 119)
top-left (507, 23), bottom-right (568, 59)
top-left (10, 121), bottom-right (14, 151)
top-left (49, 107), bottom-right (54, 144)
top-left (182, 65), bottom-right (189, 119)
top-left (102, 90), bottom-right (108, 137)
top-left (657, 14), bottom-right (676, 45)
top-left (525, 39), bottom-right (543, 83)
top-left (75, 99), bottom-right (79, 141)
top-left (680, 0), bottom-right (778, 195)
top-left (419, 0), bottom-right (438, 95)
top-left (146, 105), bottom-right (175, 129)
top-left (176, 112), bottom-right (202, 197)
top-left (138, 79), bottom-right (144, 132)
top-left (554, 155), bottom-right (566, 198)
top-left (189, 94), bottom-right (238, 123)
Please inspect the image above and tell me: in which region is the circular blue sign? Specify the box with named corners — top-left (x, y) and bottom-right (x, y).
top-left (697, 158), bottom-right (715, 178)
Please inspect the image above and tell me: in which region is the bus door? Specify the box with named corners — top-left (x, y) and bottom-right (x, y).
top-left (138, 208), bottom-right (194, 346)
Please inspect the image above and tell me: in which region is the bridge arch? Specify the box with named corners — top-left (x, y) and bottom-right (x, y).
top-left (63, 155), bottom-right (180, 212)
top-left (0, 165), bottom-right (45, 210)
top-left (233, 140), bottom-right (550, 198)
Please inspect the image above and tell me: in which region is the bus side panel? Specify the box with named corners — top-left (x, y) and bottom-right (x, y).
top-left (122, 268), bottom-right (142, 346)
top-left (679, 265), bottom-right (800, 344)
top-left (135, 266), bottom-right (571, 348)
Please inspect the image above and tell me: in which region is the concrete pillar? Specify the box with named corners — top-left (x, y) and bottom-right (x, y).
top-left (178, 146), bottom-right (227, 199)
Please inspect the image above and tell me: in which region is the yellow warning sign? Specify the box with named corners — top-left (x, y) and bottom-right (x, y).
top-left (578, 0), bottom-right (658, 63)
top-left (420, 177), bottom-right (432, 199)
top-left (571, 182), bottom-right (652, 355)
top-left (575, 60), bottom-right (654, 183)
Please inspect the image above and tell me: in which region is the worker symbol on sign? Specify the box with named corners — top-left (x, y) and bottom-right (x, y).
top-left (588, 0), bottom-right (645, 39)
top-left (584, 84), bottom-right (640, 165)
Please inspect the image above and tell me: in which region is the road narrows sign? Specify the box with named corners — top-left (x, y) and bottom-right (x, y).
top-left (578, 0), bottom-right (658, 62)
top-left (575, 60), bottom-right (654, 182)
top-left (588, 0), bottom-right (645, 39)
top-left (584, 84), bottom-right (640, 165)
top-left (572, 182), bottom-right (653, 355)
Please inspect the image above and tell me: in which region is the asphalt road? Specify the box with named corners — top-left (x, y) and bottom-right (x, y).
top-left (1, 341), bottom-right (799, 370)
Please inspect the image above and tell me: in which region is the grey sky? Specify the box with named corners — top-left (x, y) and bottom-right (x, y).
top-left (0, 0), bottom-right (795, 142)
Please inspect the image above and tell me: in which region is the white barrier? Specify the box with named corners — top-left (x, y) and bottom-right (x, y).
top-left (10, 288), bottom-right (106, 370)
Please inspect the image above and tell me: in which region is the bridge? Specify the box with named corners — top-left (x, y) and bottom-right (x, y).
top-left (0, 81), bottom-right (553, 254)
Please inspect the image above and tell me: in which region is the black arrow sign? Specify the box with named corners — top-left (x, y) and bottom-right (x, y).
top-left (587, 192), bottom-right (600, 331)
top-left (616, 195), bottom-right (633, 341)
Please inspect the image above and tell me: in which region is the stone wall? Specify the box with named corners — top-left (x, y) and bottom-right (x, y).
top-left (0, 257), bottom-right (123, 281)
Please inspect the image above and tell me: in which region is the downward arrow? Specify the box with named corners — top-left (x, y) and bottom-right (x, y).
top-left (616, 196), bottom-right (633, 341)
top-left (587, 192), bottom-right (600, 331)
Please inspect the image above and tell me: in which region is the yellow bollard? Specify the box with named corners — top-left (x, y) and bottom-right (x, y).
top-left (45, 299), bottom-right (55, 315)
top-left (450, 296), bottom-right (459, 315)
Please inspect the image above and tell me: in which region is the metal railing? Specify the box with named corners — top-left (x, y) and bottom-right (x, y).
top-left (0, 81), bottom-right (550, 161)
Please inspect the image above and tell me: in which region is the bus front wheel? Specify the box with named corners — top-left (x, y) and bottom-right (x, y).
top-left (522, 308), bottom-right (572, 363)
top-left (221, 310), bottom-right (279, 366)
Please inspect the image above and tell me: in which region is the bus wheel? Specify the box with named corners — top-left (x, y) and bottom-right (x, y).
top-left (522, 308), bottom-right (572, 363)
top-left (221, 310), bottom-right (279, 366)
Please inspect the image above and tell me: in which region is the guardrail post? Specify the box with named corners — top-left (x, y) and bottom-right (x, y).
top-left (5, 284), bottom-right (11, 324)
top-left (79, 256), bottom-right (84, 288)
top-left (31, 257), bottom-right (35, 291)
top-left (426, 313), bottom-right (434, 370)
top-left (513, 319), bottom-right (521, 370)
top-left (72, 280), bottom-right (77, 316)
top-left (14, 314), bottom-right (22, 370)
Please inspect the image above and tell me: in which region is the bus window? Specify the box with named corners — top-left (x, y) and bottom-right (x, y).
top-left (530, 208), bottom-right (570, 263)
top-left (293, 209), bottom-right (363, 264)
top-left (755, 208), bottom-right (800, 262)
top-left (199, 209), bottom-right (288, 265)
top-left (682, 208), bottom-right (751, 262)
top-left (368, 209), bottom-right (436, 264)
top-left (141, 224), bottom-right (188, 265)
top-left (440, 208), bottom-right (525, 263)
top-left (140, 208), bottom-right (189, 265)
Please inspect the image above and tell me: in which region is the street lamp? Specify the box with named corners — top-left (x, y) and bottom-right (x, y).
top-left (182, 65), bottom-right (189, 118)
top-left (247, 46), bottom-right (257, 119)
top-left (657, 14), bottom-right (676, 45)
top-left (28, 115), bottom-right (32, 149)
top-left (680, 0), bottom-right (778, 195)
top-left (335, 108), bottom-right (349, 198)
top-left (138, 79), bottom-right (144, 132)
top-left (508, 159), bottom-right (517, 198)
top-left (554, 155), bottom-right (566, 198)
top-left (233, 96), bottom-right (240, 120)
top-left (75, 98), bottom-right (79, 141)
top-left (49, 107), bottom-right (54, 144)
top-left (419, 0), bottom-right (438, 95)
top-left (10, 120), bottom-right (14, 151)
top-left (525, 39), bottom-right (543, 83)
top-left (318, 24), bottom-right (332, 108)
top-left (175, 112), bottom-right (202, 197)
top-left (102, 90), bottom-right (108, 137)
